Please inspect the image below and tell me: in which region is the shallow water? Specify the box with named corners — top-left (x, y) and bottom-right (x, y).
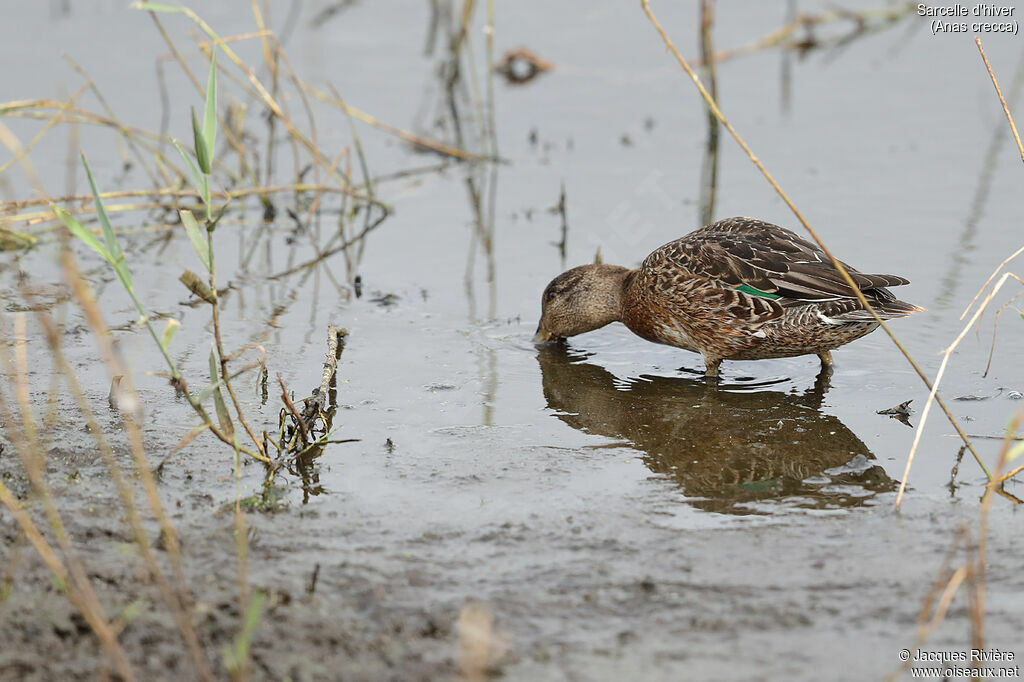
top-left (2, 2), bottom-right (1024, 680)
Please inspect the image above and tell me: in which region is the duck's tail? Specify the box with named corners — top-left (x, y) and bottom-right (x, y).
top-left (833, 295), bottom-right (925, 321)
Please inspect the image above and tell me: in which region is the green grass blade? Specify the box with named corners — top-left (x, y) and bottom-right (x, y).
top-left (52, 205), bottom-right (111, 263)
top-left (200, 175), bottom-right (211, 218)
top-left (1008, 440), bottom-right (1024, 463)
top-left (179, 209), bottom-right (211, 271)
top-left (0, 227), bottom-right (38, 251)
top-left (203, 48), bottom-right (217, 167)
top-left (80, 153), bottom-right (121, 263)
top-left (191, 107), bottom-right (210, 175)
top-left (172, 139), bottom-right (203, 193)
top-left (209, 347), bottom-right (234, 437)
top-left (160, 318), bottom-right (180, 352)
top-left (224, 590), bottom-right (264, 677)
top-left (196, 376), bottom-right (224, 404)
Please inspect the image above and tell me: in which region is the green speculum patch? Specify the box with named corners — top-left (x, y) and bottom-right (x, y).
top-left (735, 283), bottom-right (781, 300)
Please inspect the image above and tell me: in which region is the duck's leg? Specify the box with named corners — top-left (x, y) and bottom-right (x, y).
top-left (702, 354), bottom-right (722, 378)
top-left (817, 351), bottom-right (833, 369)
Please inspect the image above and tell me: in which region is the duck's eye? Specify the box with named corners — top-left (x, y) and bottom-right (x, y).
top-left (545, 289), bottom-right (558, 303)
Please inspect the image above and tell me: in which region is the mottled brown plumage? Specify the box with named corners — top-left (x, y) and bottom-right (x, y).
top-left (534, 217), bottom-right (924, 377)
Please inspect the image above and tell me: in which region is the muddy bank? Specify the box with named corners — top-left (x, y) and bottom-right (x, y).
top-left (3, 441), bottom-right (1023, 682)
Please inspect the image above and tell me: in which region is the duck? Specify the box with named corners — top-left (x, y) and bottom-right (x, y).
top-left (533, 217), bottom-right (924, 377)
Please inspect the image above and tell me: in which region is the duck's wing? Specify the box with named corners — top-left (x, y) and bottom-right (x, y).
top-left (652, 217), bottom-right (909, 302)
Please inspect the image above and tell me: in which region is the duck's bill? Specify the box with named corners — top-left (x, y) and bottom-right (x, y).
top-left (532, 326), bottom-right (556, 344)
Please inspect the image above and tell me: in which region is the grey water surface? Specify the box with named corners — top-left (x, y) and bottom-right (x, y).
top-left (2, 2), bottom-right (1023, 680)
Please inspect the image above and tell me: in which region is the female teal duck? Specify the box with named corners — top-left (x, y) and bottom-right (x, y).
top-left (534, 217), bottom-right (923, 377)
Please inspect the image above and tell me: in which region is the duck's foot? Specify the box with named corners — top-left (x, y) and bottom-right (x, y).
top-left (703, 356), bottom-right (722, 380)
top-left (812, 363), bottom-right (833, 398)
top-left (817, 351), bottom-right (834, 368)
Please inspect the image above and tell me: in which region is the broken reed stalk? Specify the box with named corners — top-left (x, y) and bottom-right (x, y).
top-left (278, 374), bottom-right (310, 446)
top-left (639, 0), bottom-right (988, 500)
top-left (319, 325), bottom-right (348, 401)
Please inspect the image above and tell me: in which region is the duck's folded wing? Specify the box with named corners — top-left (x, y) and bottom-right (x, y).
top-left (652, 221), bottom-right (909, 302)
top-left (659, 283), bottom-right (785, 326)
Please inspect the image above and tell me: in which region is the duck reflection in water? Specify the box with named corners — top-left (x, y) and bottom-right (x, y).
top-left (536, 343), bottom-right (897, 514)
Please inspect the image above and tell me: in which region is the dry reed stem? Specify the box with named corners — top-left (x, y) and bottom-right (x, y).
top-left (895, 271), bottom-right (1018, 506)
top-left (0, 83), bottom-right (88, 176)
top-left (33, 307), bottom-right (214, 679)
top-left (0, 480), bottom-right (138, 681)
top-left (896, 41), bottom-right (1024, 504)
top-left (1, 183), bottom-right (382, 230)
top-left (981, 284), bottom-right (1024, 376)
top-left (62, 251), bottom-right (216, 680)
top-left (302, 83), bottom-right (490, 162)
top-left (959, 247), bottom-right (1024, 321)
top-left (267, 204), bottom-right (389, 280)
top-left (2, 101), bottom-right (168, 147)
top-left (925, 566), bottom-right (969, 640)
top-left (974, 402), bottom-right (1024, 647)
top-left (0, 315), bottom-right (137, 681)
top-left (639, 0), bottom-right (987, 496)
top-left (0, 121), bottom-right (47, 196)
top-left (704, 4), bottom-right (915, 66)
top-left (978, 37), bottom-right (1024, 163)
top-left (61, 54), bottom-right (168, 188)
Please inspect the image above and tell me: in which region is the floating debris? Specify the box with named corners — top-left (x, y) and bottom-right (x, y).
top-left (877, 399), bottom-right (913, 427)
top-left (495, 48), bottom-right (552, 85)
top-left (368, 291), bottom-right (399, 307)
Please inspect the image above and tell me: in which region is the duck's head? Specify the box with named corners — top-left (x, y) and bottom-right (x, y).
top-left (533, 264), bottom-right (631, 343)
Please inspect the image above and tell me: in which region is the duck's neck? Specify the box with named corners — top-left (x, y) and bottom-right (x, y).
top-left (586, 264), bottom-right (635, 327)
